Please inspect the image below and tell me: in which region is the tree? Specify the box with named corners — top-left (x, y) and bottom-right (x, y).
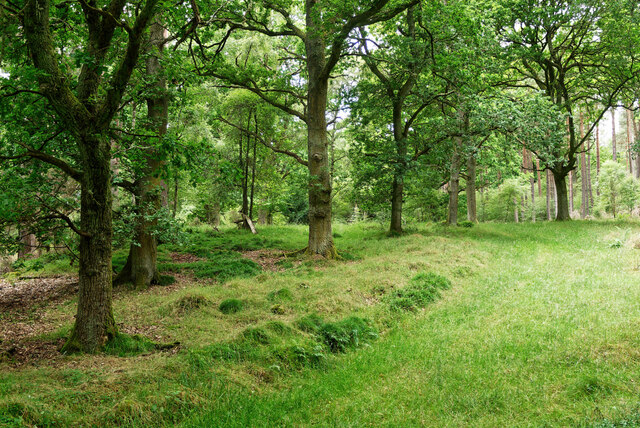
top-left (493, 0), bottom-right (640, 220)
top-left (196, 0), bottom-right (417, 256)
top-left (1, 0), bottom-right (159, 352)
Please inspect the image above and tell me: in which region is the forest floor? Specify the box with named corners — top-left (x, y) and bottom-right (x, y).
top-left (2, 221), bottom-right (640, 427)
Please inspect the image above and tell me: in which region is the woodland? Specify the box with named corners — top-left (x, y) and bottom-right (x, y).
top-left (2, 0), bottom-right (640, 426)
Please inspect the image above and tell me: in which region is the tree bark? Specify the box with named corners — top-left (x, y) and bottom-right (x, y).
top-left (447, 145), bottom-right (461, 225)
top-left (466, 155), bottom-right (477, 222)
top-left (115, 20), bottom-right (168, 289)
top-left (612, 108), bottom-right (617, 162)
top-left (546, 169), bottom-right (551, 221)
top-left (390, 176), bottom-right (404, 233)
top-left (580, 111), bottom-right (588, 218)
top-left (553, 171), bottom-right (570, 221)
top-left (304, 3), bottom-right (336, 257)
top-left (63, 138), bottom-right (117, 353)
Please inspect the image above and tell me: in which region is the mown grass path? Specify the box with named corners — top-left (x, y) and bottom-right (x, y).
top-left (185, 222), bottom-right (640, 427)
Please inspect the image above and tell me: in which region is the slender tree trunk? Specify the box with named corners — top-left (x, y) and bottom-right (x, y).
top-left (568, 170), bottom-right (574, 215)
top-left (447, 145), bottom-right (461, 225)
top-left (587, 146), bottom-right (593, 212)
top-left (249, 112), bottom-right (257, 220)
top-left (628, 109), bottom-right (637, 178)
top-left (612, 108), bottom-right (617, 162)
top-left (514, 197), bottom-right (519, 223)
top-left (537, 158), bottom-right (542, 197)
top-left (553, 171), bottom-right (570, 221)
top-left (305, 20), bottom-right (335, 257)
top-left (390, 176), bottom-right (404, 233)
top-left (172, 175), bottom-right (178, 218)
top-left (115, 20), bottom-right (168, 289)
top-left (546, 169), bottom-right (551, 221)
top-left (62, 138), bottom-right (117, 353)
top-left (580, 112), bottom-right (588, 219)
top-left (466, 154), bottom-right (477, 223)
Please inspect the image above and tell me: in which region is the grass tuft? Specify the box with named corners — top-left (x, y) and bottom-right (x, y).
top-left (387, 272), bottom-right (451, 311)
top-left (103, 334), bottom-right (157, 357)
top-left (218, 298), bottom-right (244, 314)
top-left (319, 316), bottom-right (378, 353)
top-left (172, 294), bottom-right (211, 314)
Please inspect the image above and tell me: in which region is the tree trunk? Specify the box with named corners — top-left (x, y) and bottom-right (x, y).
top-left (62, 139), bottom-right (117, 353)
top-left (546, 169), bottom-right (551, 221)
top-left (17, 230), bottom-right (37, 259)
top-left (514, 197), bottom-right (519, 223)
top-left (580, 112), bottom-right (588, 218)
top-left (447, 146), bottom-right (461, 225)
top-left (536, 158), bottom-right (542, 197)
top-left (530, 175), bottom-right (536, 222)
top-left (553, 171), bottom-right (570, 221)
top-left (249, 112), bottom-right (258, 220)
top-left (568, 170), bottom-right (574, 214)
top-left (390, 176), bottom-right (404, 233)
top-left (115, 20), bottom-right (167, 289)
top-left (626, 109), bottom-right (633, 175)
top-left (612, 108), bottom-right (617, 162)
top-left (305, 19), bottom-right (335, 256)
top-left (466, 155), bottom-right (477, 223)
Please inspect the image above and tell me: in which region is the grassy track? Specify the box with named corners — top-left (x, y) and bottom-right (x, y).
top-left (3, 221), bottom-right (640, 427)
top-left (185, 222), bottom-right (640, 427)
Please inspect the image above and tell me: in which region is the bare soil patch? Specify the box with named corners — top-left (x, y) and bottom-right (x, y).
top-left (242, 249), bottom-right (298, 272)
top-left (169, 252), bottom-right (205, 263)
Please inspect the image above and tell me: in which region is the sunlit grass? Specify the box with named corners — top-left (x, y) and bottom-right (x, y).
top-left (3, 221), bottom-right (640, 426)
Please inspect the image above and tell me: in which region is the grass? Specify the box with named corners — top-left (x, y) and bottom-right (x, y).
top-left (3, 221), bottom-right (640, 426)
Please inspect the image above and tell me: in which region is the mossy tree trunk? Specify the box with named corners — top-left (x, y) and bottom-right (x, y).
top-left (116, 20), bottom-right (168, 289)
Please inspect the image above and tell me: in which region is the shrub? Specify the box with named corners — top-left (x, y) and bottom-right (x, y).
top-left (218, 298), bottom-right (243, 314)
top-left (319, 316), bottom-right (378, 353)
top-left (459, 220), bottom-right (475, 228)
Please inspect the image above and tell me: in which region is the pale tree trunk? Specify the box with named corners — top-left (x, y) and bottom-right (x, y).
top-left (627, 109), bottom-right (636, 177)
top-left (530, 175), bottom-right (535, 222)
top-left (612, 108), bottom-right (617, 162)
top-left (537, 158), bottom-right (542, 197)
top-left (466, 155), bottom-right (477, 223)
top-left (596, 123), bottom-right (601, 196)
top-left (634, 112), bottom-right (640, 179)
top-left (115, 20), bottom-right (168, 289)
top-left (580, 111), bottom-right (588, 218)
top-left (447, 143), bottom-right (461, 225)
top-left (546, 169), bottom-right (551, 221)
top-left (568, 169), bottom-right (574, 215)
top-left (514, 197), bottom-right (519, 223)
